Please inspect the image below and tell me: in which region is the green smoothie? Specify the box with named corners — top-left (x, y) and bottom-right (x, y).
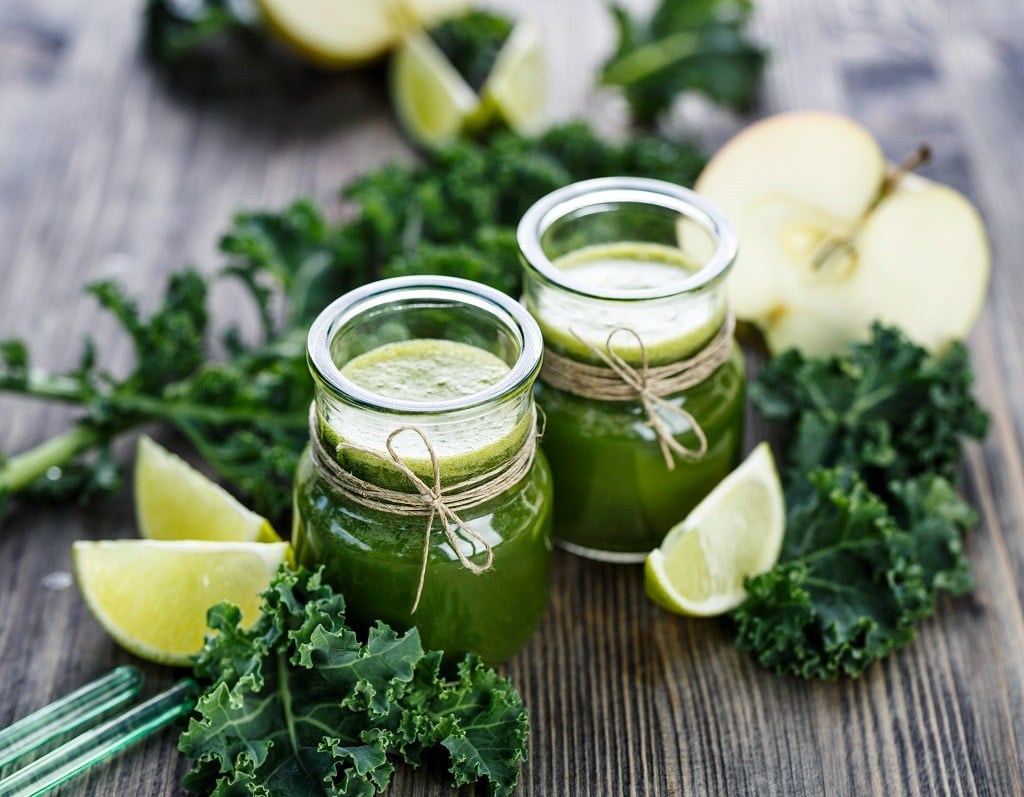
top-left (293, 337), bottom-right (552, 664)
top-left (531, 242), bottom-right (746, 558)
top-left (341, 339), bottom-right (510, 401)
top-left (539, 242), bottom-right (725, 366)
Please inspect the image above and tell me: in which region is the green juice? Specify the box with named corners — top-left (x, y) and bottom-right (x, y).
top-left (532, 242), bottom-right (746, 558)
top-left (292, 339), bottom-right (553, 664)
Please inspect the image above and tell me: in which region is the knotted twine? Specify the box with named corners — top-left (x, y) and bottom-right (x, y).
top-left (308, 405), bottom-right (542, 613)
top-left (540, 314), bottom-right (736, 469)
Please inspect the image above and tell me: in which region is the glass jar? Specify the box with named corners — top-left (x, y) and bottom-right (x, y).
top-left (293, 276), bottom-right (552, 664)
top-left (519, 177), bottom-right (744, 562)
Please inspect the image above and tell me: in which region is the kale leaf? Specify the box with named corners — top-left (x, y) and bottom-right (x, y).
top-left (751, 324), bottom-right (989, 493)
top-left (601, 0), bottom-right (767, 126)
top-left (180, 566), bottom-right (529, 797)
top-left (734, 326), bottom-right (987, 679)
top-left (733, 469), bottom-right (975, 679)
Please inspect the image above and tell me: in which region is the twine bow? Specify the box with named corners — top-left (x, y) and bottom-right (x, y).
top-left (308, 406), bottom-right (541, 613)
top-left (354, 426), bottom-right (494, 613)
top-left (583, 327), bottom-right (708, 468)
top-left (539, 316), bottom-right (735, 470)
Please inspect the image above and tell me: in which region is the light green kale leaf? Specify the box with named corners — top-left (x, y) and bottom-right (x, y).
top-left (732, 468), bottom-right (976, 679)
top-left (751, 324), bottom-right (989, 495)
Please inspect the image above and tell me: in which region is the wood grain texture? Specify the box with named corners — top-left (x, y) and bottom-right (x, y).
top-left (2, 0), bottom-right (1024, 794)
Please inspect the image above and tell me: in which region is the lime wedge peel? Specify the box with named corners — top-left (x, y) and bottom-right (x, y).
top-left (391, 21), bottom-right (546, 148)
top-left (135, 435), bottom-right (279, 543)
top-left (482, 22), bottom-right (546, 134)
top-left (645, 442), bottom-right (785, 617)
top-left (73, 540), bottom-right (291, 667)
top-left (391, 30), bottom-right (480, 148)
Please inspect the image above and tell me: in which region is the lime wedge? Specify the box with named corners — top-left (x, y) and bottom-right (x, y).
top-left (391, 30), bottom-right (478, 147)
top-left (135, 436), bottom-right (279, 543)
top-left (73, 540), bottom-right (290, 666)
top-left (645, 442), bottom-right (785, 616)
top-left (259, 0), bottom-right (468, 67)
top-left (481, 23), bottom-right (546, 134)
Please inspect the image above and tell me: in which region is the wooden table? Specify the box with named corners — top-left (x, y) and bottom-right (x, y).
top-left (2, 0), bottom-right (1023, 794)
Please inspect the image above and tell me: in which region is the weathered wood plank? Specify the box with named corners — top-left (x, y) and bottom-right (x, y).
top-left (3, 0), bottom-right (1024, 795)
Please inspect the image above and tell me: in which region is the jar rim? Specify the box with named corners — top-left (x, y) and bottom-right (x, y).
top-left (517, 176), bottom-right (739, 302)
top-left (307, 276), bottom-right (543, 414)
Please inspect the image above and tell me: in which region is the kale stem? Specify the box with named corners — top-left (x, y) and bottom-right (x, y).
top-left (111, 395), bottom-right (309, 429)
top-left (0, 370), bottom-right (85, 402)
top-left (602, 31), bottom-right (702, 85)
top-left (0, 426), bottom-right (101, 493)
top-left (0, 378), bottom-right (308, 430)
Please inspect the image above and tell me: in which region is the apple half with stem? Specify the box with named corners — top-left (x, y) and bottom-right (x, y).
top-left (694, 111), bottom-right (990, 356)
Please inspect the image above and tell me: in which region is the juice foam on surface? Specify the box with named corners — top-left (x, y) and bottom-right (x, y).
top-left (341, 339), bottom-right (510, 402)
top-left (534, 242), bottom-right (723, 365)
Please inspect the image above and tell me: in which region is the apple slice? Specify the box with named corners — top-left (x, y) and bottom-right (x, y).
top-left (695, 111), bottom-right (990, 356)
top-left (259, 0), bottom-right (469, 67)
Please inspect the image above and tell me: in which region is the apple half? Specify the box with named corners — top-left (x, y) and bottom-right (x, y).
top-left (259, 0), bottom-right (469, 67)
top-left (695, 111), bottom-right (990, 356)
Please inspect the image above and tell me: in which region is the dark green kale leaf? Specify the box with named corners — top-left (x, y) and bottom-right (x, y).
top-left (180, 566), bottom-right (529, 797)
top-left (736, 325), bottom-right (986, 679)
top-left (429, 11), bottom-right (515, 93)
top-left (601, 0), bottom-right (767, 126)
top-left (382, 227), bottom-right (520, 296)
top-left (732, 468), bottom-right (975, 679)
top-left (144, 0), bottom-right (256, 64)
top-left (348, 123), bottom-right (707, 283)
top-left (751, 324), bottom-right (989, 494)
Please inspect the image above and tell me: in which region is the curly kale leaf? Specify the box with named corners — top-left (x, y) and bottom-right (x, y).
top-left (396, 653), bottom-right (530, 795)
top-left (430, 11), bottom-right (515, 93)
top-left (736, 326), bottom-right (986, 679)
top-left (601, 0), bottom-right (767, 125)
top-left (752, 324), bottom-right (989, 493)
top-left (181, 567), bottom-right (529, 797)
top-left (349, 123), bottom-right (707, 287)
top-left (733, 468), bottom-right (976, 679)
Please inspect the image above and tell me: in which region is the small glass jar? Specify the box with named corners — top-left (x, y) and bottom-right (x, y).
top-left (293, 276), bottom-right (552, 664)
top-left (519, 177), bottom-right (744, 562)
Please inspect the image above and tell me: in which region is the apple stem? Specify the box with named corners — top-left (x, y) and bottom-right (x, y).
top-left (811, 143), bottom-right (932, 271)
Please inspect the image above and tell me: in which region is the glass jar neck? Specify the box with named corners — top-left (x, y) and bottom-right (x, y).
top-left (312, 386), bottom-right (535, 489)
top-left (523, 273), bottom-right (728, 367)
top-left (306, 277), bottom-right (542, 490)
top-left (517, 177), bottom-right (737, 367)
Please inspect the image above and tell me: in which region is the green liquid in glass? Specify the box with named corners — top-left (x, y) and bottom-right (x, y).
top-left (533, 243), bottom-right (746, 558)
top-left (293, 338), bottom-right (552, 664)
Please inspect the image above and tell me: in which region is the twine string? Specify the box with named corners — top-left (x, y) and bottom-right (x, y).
top-left (540, 315), bottom-right (735, 470)
top-left (308, 406), bottom-right (540, 613)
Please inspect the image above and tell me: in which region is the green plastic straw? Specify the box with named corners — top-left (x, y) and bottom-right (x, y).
top-left (0, 679), bottom-right (198, 797)
top-left (0, 666), bottom-right (143, 771)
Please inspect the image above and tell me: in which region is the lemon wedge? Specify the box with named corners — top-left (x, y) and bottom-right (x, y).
top-left (73, 540), bottom-right (290, 666)
top-left (391, 30), bottom-right (479, 147)
top-left (391, 21), bottom-right (545, 148)
top-left (135, 436), bottom-right (279, 543)
top-left (480, 23), bottom-right (545, 134)
top-left (645, 442), bottom-right (785, 616)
